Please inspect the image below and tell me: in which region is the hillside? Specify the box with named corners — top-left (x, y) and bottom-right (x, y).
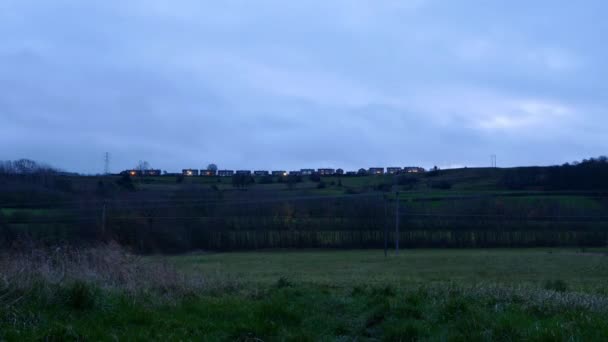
top-left (1, 165), bottom-right (608, 251)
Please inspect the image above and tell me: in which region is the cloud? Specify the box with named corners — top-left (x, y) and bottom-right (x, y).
top-left (1, 1), bottom-right (607, 173)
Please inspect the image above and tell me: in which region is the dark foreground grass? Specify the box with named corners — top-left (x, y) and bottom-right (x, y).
top-left (3, 282), bottom-right (608, 341)
top-left (3, 247), bottom-right (608, 340)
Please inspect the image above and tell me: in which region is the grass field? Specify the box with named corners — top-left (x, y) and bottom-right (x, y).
top-left (171, 248), bottom-right (608, 292)
top-left (4, 248), bottom-right (608, 340)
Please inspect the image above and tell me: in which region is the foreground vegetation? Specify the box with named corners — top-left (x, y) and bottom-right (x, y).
top-left (2, 246), bottom-right (608, 340)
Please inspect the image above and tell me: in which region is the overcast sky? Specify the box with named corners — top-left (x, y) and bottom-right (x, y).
top-left (1, 1), bottom-right (607, 173)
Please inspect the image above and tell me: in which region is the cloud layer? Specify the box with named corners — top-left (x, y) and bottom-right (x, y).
top-left (1, 1), bottom-right (607, 173)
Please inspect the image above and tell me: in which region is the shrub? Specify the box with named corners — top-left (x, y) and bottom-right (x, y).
top-left (116, 173), bottom-right (135, 190)
top-left (439, 297), bottom-right (470, 321)
top-left (63, 280), bottom-right (97, 310)
top-left (374, 183), bottom-right (392, 192)
top-left (258, 175), bottom-right (274, 184)
top-left (397, 175), bottom-right (418, 186)
top-left (427, 180), bottom-right (452, 190)
top-left (543, 280), bottom-right (568, 293)
top-left (344, 187), bottom-right (360, 195)
top-left (276, 276), bottom-right (293, 289)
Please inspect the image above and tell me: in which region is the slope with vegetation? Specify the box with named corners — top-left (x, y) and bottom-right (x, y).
top-left (1, 158), bottom-right (608, 251)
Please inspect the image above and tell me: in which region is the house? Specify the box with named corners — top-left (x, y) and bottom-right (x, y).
top-left (357, 168), bottom-right (368, 175)
top-left (144, 169), bottom-right (161, 176)
top-left (254, 170), bottom-right (269, 176)
top-left (217, 170), bottom-right (234, 177)
top-left (346, 171), bottom-right (357, 176)
top-left (404, 167), bottom-right (425, 173)
top-left (335, 168), bottom-right (344, 175)
top-left (272, 170), bottom-right (287, 176)
top-left (201, 169), bottom-right (217, 176)
top-left (300, 169), bottom-right (315, 176)
top-left (387, 167), bottom-right (402, 175)
top-left (236, 170), bottom-right (252, 175)
top-left (318, 168), bottom-right (335, 176)
top-left (289, 171), bottom-right (302, 176)
top-left (182, 169), bottom-right (199, 176)
top-left (123, 170), bottom-right (141, 177)
top-left (368, 167), bottom-right (384, 175)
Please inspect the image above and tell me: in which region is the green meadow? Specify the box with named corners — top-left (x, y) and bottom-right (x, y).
top-left (3, 248), bottom-right (608, 341)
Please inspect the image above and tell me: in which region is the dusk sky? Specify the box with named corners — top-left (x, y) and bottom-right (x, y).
top-left (1, 1), bottom-right (607, 174)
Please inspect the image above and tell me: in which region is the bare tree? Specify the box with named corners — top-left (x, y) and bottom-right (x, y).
top-left (136, 161), bottom-right (151, 172)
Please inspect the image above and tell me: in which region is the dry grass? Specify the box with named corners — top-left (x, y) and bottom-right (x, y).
top-left (0, 242), bottom-right (239, 309)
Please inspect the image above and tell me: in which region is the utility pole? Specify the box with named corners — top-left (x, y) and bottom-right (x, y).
top-left (395, 191), bottom-right (400, 255)
top-left (104, 152), bottom-right (110, 175)
top-left (384, 195), bottom-right (388, 258)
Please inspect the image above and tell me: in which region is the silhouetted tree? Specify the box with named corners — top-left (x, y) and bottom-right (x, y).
top-left (232, 174), bottom-right (254, 188)
top-left (116, 173), bottom-right (135, 191)
top-left (259, 175), bottom-right (274, 184)
top-left (286, 175), bottom-right (302, 190)
top-left (136, 161), bottom-right (150, 173)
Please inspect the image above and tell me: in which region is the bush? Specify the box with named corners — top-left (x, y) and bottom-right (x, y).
top-left (116, 173), bottom-right (135, 191)
top-left (232, 174), bottom-right (254, 188)
top-left (285, 175), bottom-right (302, 190)
top-left (63, 281), bottom-right (97, 310)
top-left (439, 297), bottom-right (470, 322)
top-left (543, 280), bottom-right (568, 293)
top-left (258, 175), bottom-right (274, 184)
top-left (397, 175), bottom-right (418, 186)
top-left (427, 180), bottom-right (452, 190)
top-left (344, 187), bottom-right (360, 195)
top-left (55, 178), bottom-right (74, 193)
top-left (276, 276), bottom-right (293, 289)
top-left (425, 170), bottom-right (441, 178)
top-left (374, 183), bottom-right (392, 192)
